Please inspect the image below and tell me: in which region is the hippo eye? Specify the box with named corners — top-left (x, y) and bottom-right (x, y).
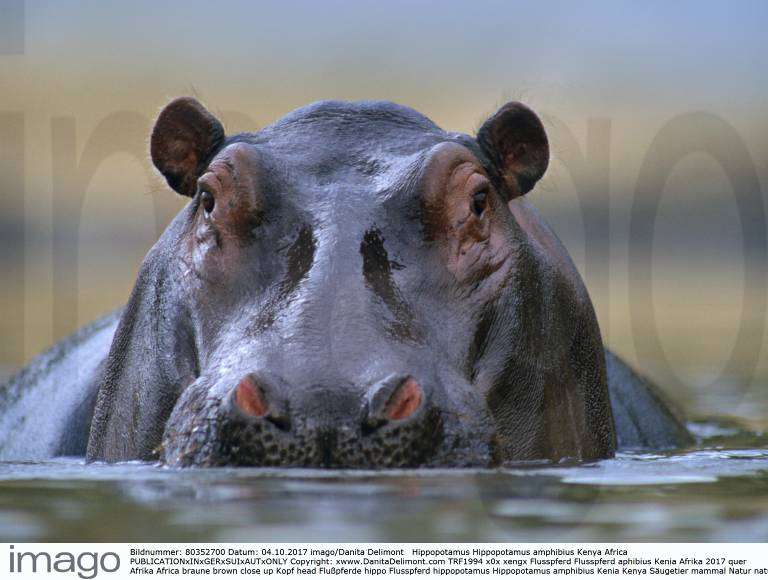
top-left (471, 188), bottom-right (488, 217)
top-left (200, 190), bottom-right (215, 215)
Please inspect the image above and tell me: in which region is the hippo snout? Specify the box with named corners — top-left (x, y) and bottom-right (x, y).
top-left (162, 372), bottom-right (444, 468)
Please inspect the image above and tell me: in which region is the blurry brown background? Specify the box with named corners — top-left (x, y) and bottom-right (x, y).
top-left (1, 0), bottom-right (766, 426)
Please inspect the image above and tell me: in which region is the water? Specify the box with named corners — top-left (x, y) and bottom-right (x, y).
top-left (0, 421), bottom-right (766, 542)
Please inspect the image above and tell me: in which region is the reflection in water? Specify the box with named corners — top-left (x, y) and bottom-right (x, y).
top-left (0, 421), bottom-right (766, 542)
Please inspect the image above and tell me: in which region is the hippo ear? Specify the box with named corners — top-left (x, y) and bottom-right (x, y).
top-left (150, 97), bottom-right (225, 197)
top-left (476, 102), bottom-right (549, 198)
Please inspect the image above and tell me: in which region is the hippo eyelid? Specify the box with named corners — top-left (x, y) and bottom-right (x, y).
top-left (471, 188), bottom-right (489, 216)
top-left (200, 190), bottom-right (215, 214)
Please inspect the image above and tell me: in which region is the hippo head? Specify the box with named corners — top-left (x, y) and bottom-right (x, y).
top-left (86, 98), bottom-right (614, 468)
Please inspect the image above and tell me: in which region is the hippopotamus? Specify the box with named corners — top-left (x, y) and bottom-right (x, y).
top-left (0, 98), bottom-right (692, 467)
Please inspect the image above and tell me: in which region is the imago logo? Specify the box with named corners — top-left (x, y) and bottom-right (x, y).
top-left (9, 545), bottom-right (120, 579)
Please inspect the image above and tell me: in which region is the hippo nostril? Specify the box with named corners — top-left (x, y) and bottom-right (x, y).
top-left (234, 375), bottom-right (268, 418)
top-left (384, 377), bottom-right (423, 421)
top-left (266, 414), bottom-right (291, 432)
top-left (232, 374), bottom-right (291, 431)
top-left (363, 374), bottom-right (425, 433)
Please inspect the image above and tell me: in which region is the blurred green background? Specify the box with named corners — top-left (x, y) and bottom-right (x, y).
top-left (1, 0), bottom-right (766, 427)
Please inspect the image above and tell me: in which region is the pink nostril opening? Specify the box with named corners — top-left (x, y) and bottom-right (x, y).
top-left (384, 377), bottom-right (423, 421)
top-left (235, 375), bottom-right (269, 417)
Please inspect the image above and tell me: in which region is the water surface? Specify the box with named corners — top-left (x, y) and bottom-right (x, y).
top-left (0, 420), bottom-right (766, 542)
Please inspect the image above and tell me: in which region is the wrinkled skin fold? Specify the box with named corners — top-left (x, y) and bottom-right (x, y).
top-left (0, 98), bottom-right (692, 467)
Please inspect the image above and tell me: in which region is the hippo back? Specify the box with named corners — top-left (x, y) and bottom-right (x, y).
top-left (0, 310), bottom-right (120, 460)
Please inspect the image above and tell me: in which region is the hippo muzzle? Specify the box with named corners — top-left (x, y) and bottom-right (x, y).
top-left (162, 373), bottom-right (445, 468)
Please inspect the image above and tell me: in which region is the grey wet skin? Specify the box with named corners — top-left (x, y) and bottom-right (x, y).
top-left (0, 98), bottom-right (692, 467)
